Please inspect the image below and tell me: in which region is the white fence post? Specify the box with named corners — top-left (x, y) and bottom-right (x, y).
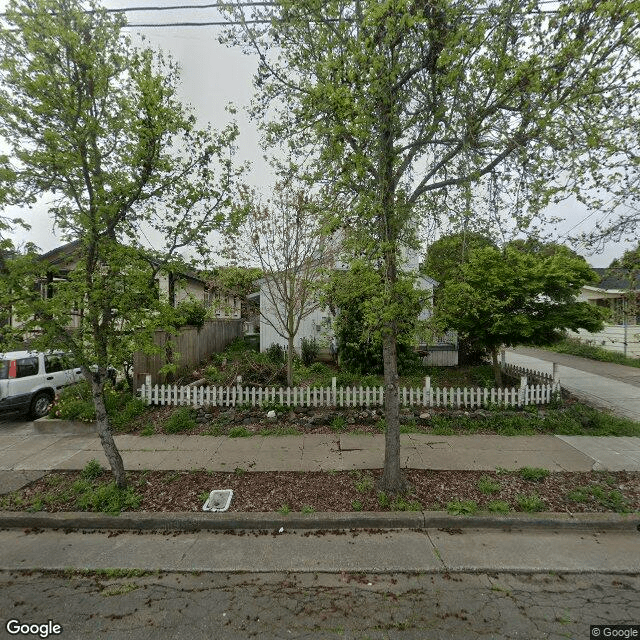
top-left (552, 363), bottom-right (559, 384)
top-left (332, 377), bottom-right (337, 406)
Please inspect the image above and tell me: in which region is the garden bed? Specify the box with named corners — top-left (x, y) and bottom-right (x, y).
top-left (125, 400), bottom-right (640, 437)
top-left (2, 466), bottom-right (639, 515)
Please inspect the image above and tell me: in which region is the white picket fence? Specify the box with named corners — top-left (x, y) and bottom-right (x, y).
top-left (138, 375), bottom-right (561, 410)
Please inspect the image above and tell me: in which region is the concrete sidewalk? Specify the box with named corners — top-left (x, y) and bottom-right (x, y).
top-left (1, 430), bottom-right (640, 493)
top-left (506, 347), bottom-right (640, 421)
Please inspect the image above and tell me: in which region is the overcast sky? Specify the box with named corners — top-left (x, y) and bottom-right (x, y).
top-left (0, 0), bottom-right (636, 267)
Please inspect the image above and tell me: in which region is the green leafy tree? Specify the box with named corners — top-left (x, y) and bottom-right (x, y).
top-left (326, 262), bottom-right (426, 375)
top-left (203, 265), bottom-right (262, 322)
top-left (608, 244), bottom-right (640, 327)
top-left (224, 0), bottom-right (639, 491)
top-left (0, 0), bottom-right (241, 488)
top-left (423, 232), bottom-right (496, 285)
top-left (436, 246), bottom-right (606, 386)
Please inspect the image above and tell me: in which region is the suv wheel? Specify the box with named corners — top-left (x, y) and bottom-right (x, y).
top-left (30, 391), bottom-right (53, 419)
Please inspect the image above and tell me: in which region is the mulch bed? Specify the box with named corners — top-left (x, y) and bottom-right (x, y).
top-left (4, 469), bottom-right (640, 514)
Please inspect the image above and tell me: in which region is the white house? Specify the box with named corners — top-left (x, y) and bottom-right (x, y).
top-left (568, 267), bottom-right (640, 358)
top-left (252, 243), bottom-right (458, 365)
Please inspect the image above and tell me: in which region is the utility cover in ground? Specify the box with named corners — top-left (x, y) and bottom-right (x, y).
top-left (202, 489), bottom-right (233, 512)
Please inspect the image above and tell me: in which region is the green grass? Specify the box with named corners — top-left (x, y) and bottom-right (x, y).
top-left (140, 424), bottom-right (155, 436)
top-left (391, 496), bottom-right (422, 511)
top-left (228, 426), bottom-right (252, 438)
top-left (163, 407), bottom-right (197, 434)
top-left (354, 473), bottom-right (375, 493)
top-left (518, 467), bottom-right (550, 482)
top-left (486, 500), bottom-right (510, 514)
top-left (544, 338), bottom-right (640, 368)
top-left (278, 504), bottom-right (291, 515)
top-left (477, 475), bottom-right (501, 494)
top-left (515, 492), bottom-right (546, 512)
top-left (446, 499), bottom-right (478, 515)
top-left (567, 484), bottom-right (630, 513)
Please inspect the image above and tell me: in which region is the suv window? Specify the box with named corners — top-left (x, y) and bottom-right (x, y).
top-left (16, 357), bottom-right (39, 378)
top-left (44, 354), bottom-right (66, 373)
top-left (0, 361), bottom-right (8, 380)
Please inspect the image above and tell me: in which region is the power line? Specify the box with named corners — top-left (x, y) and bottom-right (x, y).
top-left (0, 2), bottom-right (276, 18)
top-left (0, 1), bottom-right (575, 25)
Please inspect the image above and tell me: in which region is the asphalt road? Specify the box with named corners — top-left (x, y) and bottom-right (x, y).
top-left (1, 569), bottom-right (639, 639)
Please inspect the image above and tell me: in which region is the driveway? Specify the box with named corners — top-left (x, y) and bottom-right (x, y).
top-left (506, 347), bottom-right (640, 421)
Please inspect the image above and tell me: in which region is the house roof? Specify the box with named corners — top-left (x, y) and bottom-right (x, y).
top-left (40, 240), bottom-right (207, 284)
top-left (592, 267), bottom-right (637, 291)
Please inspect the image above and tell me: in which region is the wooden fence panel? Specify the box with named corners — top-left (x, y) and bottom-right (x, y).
top-left (133, 319), bottom-right (243, 388)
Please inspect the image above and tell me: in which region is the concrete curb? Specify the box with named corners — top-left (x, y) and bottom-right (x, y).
top-left (1, 510), bottom-right (638, 533)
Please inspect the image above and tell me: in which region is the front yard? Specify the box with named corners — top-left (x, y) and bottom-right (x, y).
top-left (21, 341), bottom-right (638, 518)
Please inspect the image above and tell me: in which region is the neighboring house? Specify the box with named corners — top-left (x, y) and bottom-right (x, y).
top-left (569, 267), bottom-right (640, 357)
top-left (253, 246), bottom-right (458, 365)
top-left (8, 241), bottom-right (243, 332)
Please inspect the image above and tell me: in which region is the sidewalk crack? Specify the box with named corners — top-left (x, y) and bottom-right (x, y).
top-left (425, 529), bottom-right (448, 571)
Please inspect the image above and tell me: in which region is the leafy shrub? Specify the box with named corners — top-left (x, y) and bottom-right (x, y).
top-left (207, 340), bottom-right (287, 386)
top-left (547, 337), bottom-right (640, 369)
top-left (446, 499), bottom-right (478, 515)
top-left (351, 499), bottom-right (363, 511)
top-left (109, 397), bottom-right (146, 430)
top-left (49, 381), bottom-right (146, 429)
top-left (228, 426), bottom-right (252, 438)
top-left (515, 493), bottom-right (546, 512)
top-left (49, 381), bottom-right (96, 421)
top-left (309, 362), bottom-right (331, 375)
top-left (301, 337), bottom-right (320, 366)
top-left (486, 500), bottom-right (510, 514)
top-left (163, 407), bottom-right (197, 434)
top-left (477, 475), bottom-right (501, 494)
top-left (265, 342), bottom-right (286, 364)
top-left (518, 467), bottom-right (550, 482)
top-left (75, 481), bottom-right (142, 515)
top-left (81, 459), bottom-right (105, 481)
top-left (173, 298), bottom-right (207, 329)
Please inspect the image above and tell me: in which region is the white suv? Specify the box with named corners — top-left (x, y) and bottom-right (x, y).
top-left (0, 351), bottom-right (82, 419)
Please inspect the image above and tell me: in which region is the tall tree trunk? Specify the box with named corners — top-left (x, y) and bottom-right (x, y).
top-left (379, 328), bottom-right (407, 493)
top-left (491, 347), bottom-right (503, 388)
top-left (376, 54), bottom-right (406, 494)
top-left (287, 334), bottom-right (294, 388)
top-left (90, 375), bottom-right (127, 489)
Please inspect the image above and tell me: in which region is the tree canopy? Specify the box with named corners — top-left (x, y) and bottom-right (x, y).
top-left (423, 232), bottom-right (496, 285)
top-left (0, 0), bottom-right (241, 487)
top-left (435, 245), bottom-right (606, 385)
top-left (224, 0), bottom-right (640, 492)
